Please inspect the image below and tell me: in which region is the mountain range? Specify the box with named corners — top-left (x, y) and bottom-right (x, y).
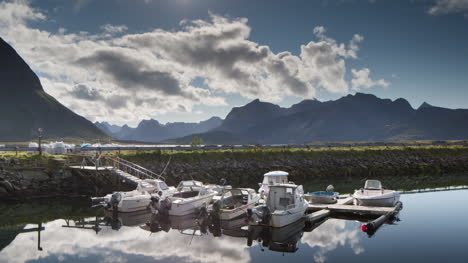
top-left (2, 36), bottom-right (468, 144)
top-left (0, 37), bottom-right (107, 142)
top-left (164, 94), bottom-right (468, 144)
top-left (95, 117), bottom-right (222, 143)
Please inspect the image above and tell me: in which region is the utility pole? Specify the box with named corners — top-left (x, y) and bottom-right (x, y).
top-left (37, 128), bottom-right (43, 156)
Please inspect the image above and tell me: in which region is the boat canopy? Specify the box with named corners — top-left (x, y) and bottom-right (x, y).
top-left (264, 171), bottom-right (289, 176)
top-left (364, 180), bottom-right (382, 190)
top-left (262, 171), bottom-right (289, 185)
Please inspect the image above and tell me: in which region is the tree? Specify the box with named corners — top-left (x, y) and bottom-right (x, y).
top-left (190, 136), bottom-right (203, 147)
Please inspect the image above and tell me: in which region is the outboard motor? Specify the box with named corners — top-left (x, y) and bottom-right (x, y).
top-left (326, 185), bottom-right (335, 192)
top-left (110, 192), bottom-right (122, 211)
top-left (157, 197), bottom-right (172, 216)
top-left (259, 206), bottom-right (271, 225)
top-left (246, 206), bottom-right (271, 225)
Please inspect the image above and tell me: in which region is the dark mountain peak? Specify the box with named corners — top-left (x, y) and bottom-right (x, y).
top-left (203, 116), bottom-right (222, 122)
top-left (243, 98), bottom-right (280, 109)
top-left (418, 102), bottom-right (434, 110)
top-left (393, 98), bottom-right (413, 110)
top-left (0, 38), bottom-right (106, 141)
top-left (137, 119), bottom-right (161, 128)
top-left (350, 92), bottom-right (380, 101)
top-left (199, 116), bottom-right (223, 125)
top-left (0, 38), bottom-right (43, 93)
top-left (289, 99), bottom-right (322, 114)
top-left (220, 99), bottom-right (285, 131)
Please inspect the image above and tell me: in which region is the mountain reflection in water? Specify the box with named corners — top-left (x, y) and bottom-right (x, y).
top-left (1, 190), bottom-right (468, 263)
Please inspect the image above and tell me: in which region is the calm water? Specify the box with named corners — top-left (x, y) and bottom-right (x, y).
top-left (1, 189), bottom-right (467, 263)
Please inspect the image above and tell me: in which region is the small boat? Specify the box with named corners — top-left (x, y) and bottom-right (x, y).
top-left (353, 180), bottom-right (400, 207)
top-left (212, 188), bottom-right (261, 220)
top-left (151, 180), bottom-right (216, 216)
top-left (91, 179), bottom-right (176, 213)
top-left (247, 183), bottom-right (308, 228)
top-left (304, 185), bottom-right (339, 204)
top-left (258, 171), bottom-right (290, 198)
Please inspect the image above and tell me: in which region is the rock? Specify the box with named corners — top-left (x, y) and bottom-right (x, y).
top-left (0, 180), bottom-right (14, 192)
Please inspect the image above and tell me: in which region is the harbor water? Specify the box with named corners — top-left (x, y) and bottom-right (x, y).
top-left (0, 189), bottom-right (467, 263)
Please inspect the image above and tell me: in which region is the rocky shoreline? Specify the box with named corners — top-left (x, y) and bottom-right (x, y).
top-left (0, 158), bottom-right (134, 201)
top-left (2, 147), bottom-right (468, 199)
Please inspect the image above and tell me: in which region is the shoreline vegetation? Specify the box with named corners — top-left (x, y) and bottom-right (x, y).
top-left (1, 144), bottom-right (468, 200)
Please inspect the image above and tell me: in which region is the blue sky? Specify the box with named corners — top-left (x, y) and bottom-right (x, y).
top-left (1, 0), bottom-right (467, 125)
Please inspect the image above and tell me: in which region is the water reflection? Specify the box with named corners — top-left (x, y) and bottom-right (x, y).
top-left (0, 204), bottom-right (404, 263)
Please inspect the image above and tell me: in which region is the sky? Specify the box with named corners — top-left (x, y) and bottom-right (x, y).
top-left (0, 0), bottom-right (467, 126)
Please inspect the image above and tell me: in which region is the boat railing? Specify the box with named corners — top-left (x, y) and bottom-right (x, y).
top-left (104, 156), bottom-right (166, 181)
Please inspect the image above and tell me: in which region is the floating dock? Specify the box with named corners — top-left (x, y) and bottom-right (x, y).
top-left (307, 196), bottom-right (401, 216)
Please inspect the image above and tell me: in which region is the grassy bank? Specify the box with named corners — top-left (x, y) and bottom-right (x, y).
top-left (113, 145), bottom-right (468, 192)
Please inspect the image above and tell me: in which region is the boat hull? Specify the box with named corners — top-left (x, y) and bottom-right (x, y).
top-left (219, 203), bottom-right (256, 220)
top-left (304, 192), bottom-right (338, 204)
top-left (270, 209), bottom-right (306, 228)
top-left (168, 194), bottom-right (214, 216)
top-left (354, 191), bottom-right (400, 207)
top-left (117, 198), bottom-right (151, 212)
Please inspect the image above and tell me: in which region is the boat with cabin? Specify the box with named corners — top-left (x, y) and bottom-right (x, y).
top-left (353, 180), bottom-right (400, 207)
top-left (247, 183), bottom-right (308, 228)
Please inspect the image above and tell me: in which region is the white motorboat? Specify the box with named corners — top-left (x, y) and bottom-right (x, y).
top-left (92, 179), bottom-right (176, 213)
top-left (258, 171), bottom-right (290, 198)
top-left (353, 180), bottom-right (400, 207)
top-left (151, 180), bottom-right (216, 216)
top-left (248, 183), bottom-right (308, 228)
top-left (212, 188), bottom-right (261, 220)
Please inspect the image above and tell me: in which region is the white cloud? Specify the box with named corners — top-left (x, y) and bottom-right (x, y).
top-left (351, 68), bottom-right (390, 91)
top-left (301, 219), bottom-right (364, 263)
top-left (100, 24), bottom-right (128, 34)
top-left (428, 0), bottom-right (468, 15)
top-left (0, 0), bottom-right (387, 124)
top-left (0, 219), bottom-right (252, 263)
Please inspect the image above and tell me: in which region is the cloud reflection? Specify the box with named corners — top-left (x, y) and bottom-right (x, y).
top-left (0, 219), bottom-right (251, 263)
top-left (301, 219), bottom-right (364, 263)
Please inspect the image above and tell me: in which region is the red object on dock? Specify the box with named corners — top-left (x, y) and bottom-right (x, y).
top-left (361, 225), bottom-right (368, 232)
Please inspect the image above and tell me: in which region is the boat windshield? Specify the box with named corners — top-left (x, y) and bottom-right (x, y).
top-left (159, 182), bottom-right (169, 190)
top-left (262, 176), bottom-right (288, 185)
top-left (364, 180), bottom-right (382, 190)
top-left (180, 181), bottom-right (203, 187)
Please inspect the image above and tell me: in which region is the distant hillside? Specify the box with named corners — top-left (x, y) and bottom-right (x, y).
top-left (0, 38), bottom-right (108, 141)
top-left (169, 93), bottom-right (468, 144)
top-left (95, 116), bottom-right (222, 143)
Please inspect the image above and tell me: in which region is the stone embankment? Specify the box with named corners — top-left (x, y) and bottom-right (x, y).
top-left (2, 147), bottom-right (468, 199)
top-left (0, 158), bottom-right (133, 200)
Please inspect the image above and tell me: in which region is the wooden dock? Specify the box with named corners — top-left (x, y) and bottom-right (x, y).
top-left (69, 166), bottom-right (154, 188)
top-left (307, 197), bottom-right (401, 216)
top-left (69, 166), bottom-right (114, 171)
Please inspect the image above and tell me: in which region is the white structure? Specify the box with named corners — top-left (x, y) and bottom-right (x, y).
top-left (353, 180), bottom-right (400, 207)
top-left (28, 142), bottom-right (39, 153)
top-left (258, 171), bottom-right (289, 197)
